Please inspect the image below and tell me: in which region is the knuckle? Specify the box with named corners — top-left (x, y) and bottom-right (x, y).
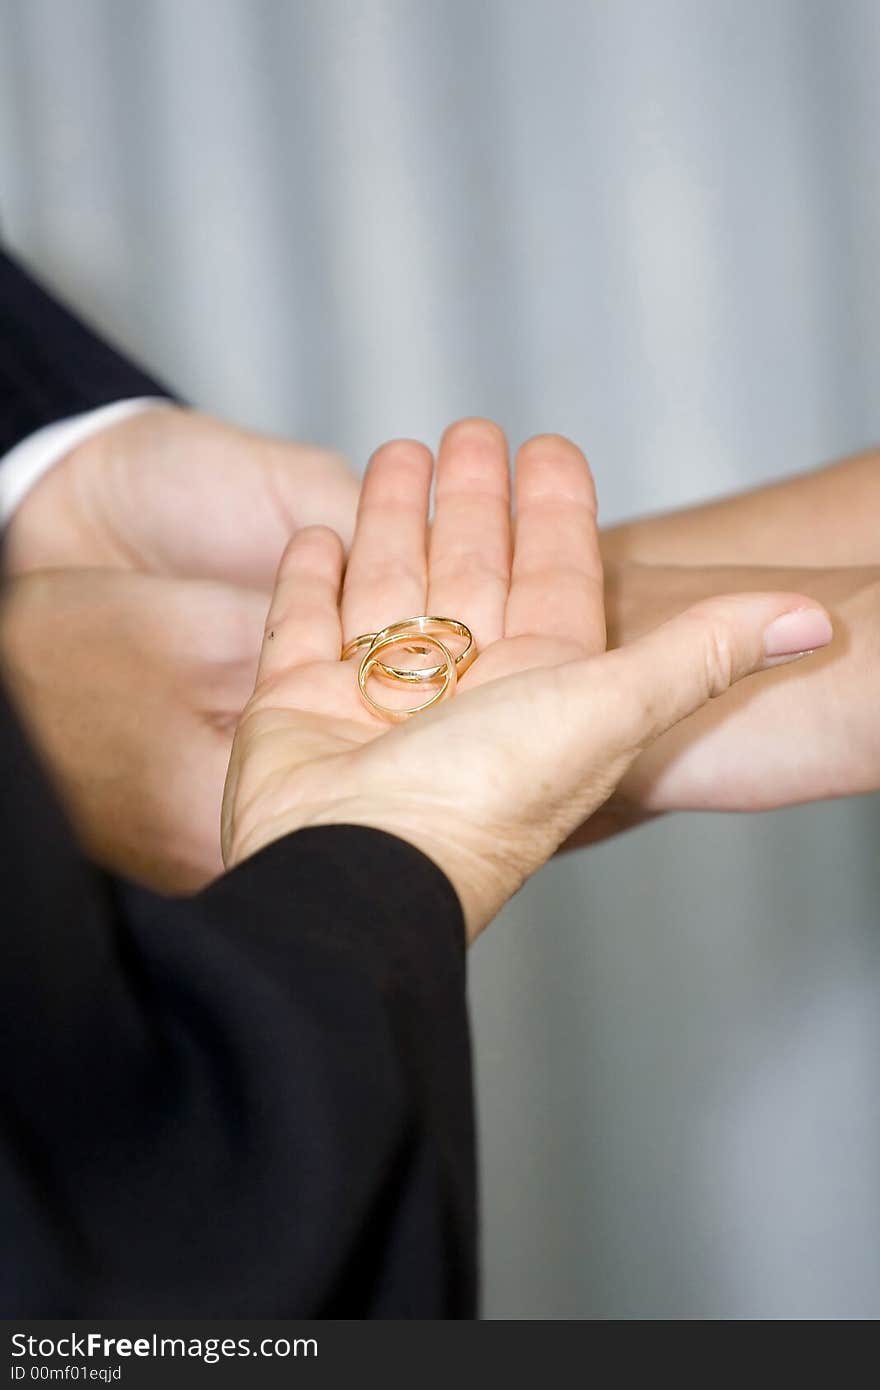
top-left (590, 653), bottom-right (664, 753)
top-left (619, 680), bottom-right (662, 750)
top-left (517, 444), bottom-right (597, 513)
top-left (700, 621), bottom-right (736, 699)
top-left (344, 557), bottom-right (423, 591)
top-left (431, 552), bottom-right (507, 587)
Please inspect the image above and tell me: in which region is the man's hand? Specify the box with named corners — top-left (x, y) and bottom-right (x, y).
top-left (3, 403), bottom-right (360, 585)
top-left (0, 569), bottom-right (265, 891)
top-left (0, 404), bottom-right (360, 891)
top-left (223, 420), bottom-right (832, 943)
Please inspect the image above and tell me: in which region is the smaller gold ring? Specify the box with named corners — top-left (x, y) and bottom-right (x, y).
top-left (358, 631), bottom-right (456, 722)
top-left (342, 616), bottom-right (475, 683)
top-left (373, 616), bottom-right (475, 684)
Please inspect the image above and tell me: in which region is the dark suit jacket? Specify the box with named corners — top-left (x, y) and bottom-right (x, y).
top-left (0, 251), bottom-right (476, 1317)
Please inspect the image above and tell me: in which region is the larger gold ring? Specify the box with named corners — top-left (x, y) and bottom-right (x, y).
top-left (358, 631), bottom-right (457, 723)
top-left (342, 616), bottom-right (475, 684)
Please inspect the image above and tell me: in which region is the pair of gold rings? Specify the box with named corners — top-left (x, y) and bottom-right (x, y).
top-left (342, 616), bottom-right (476, 722)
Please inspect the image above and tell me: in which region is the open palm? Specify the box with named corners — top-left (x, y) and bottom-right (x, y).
top-left (223, 417), bottom-right (832, 941)
top-left (222, 421), bottom-right (603, 868)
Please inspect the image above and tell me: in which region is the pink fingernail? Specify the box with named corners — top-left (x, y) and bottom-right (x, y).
top-left (762, 608), bottom-right (833, 663)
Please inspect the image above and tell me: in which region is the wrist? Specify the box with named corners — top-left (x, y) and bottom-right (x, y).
top-left (3, 401), bottom-right (180, 574)
top-left (225, 791), bottom-right (503, 946)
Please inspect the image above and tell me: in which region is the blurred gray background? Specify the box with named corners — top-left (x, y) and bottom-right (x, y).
top-left (3, 0), bottom-right (880, 1317)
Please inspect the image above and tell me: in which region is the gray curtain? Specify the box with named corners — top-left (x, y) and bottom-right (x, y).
top-left (3, 0), bottom-right (879, 1317)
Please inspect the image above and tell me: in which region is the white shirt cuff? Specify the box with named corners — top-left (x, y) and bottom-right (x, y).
top-left (0, 398), bottom-right (164, 527)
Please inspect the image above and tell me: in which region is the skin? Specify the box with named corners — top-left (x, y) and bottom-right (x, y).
top-left (3, 402), bottom-right (360, 582)
top-left (601, 445), bottom-right (880, 571)
top-left (592, 444), bottom-right (880, 833)
top-left (1, 403), bottom-right (359, 887)
top-left (221, 420), bottom-right (831, 943)
top-left (567, 561), bottom-right (880, 848)
top-left (607, 563), bottom-right (880, 810)
top-left (0, 569), bottom-right (265, 890)
top-left (0, 410), bottom-right (868, 892)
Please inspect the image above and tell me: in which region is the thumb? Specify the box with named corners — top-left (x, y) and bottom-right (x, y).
top-left (578, 592), bottom-right (833, 756)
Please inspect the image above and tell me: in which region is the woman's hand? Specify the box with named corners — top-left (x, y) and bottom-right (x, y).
top-left (597, 561), bottom-right (880, 820)
top-left (223, 419), bottom-right (833, 943)
top-left (600, 444), bottom-right (880, 572)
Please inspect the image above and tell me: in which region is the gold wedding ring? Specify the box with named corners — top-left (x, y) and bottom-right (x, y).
top-left (343, 615), bottom-right (476, 722)
top-left (358, 630), bottom-right (457, 723)
top-left (342, 616), bottom-right (475, 683)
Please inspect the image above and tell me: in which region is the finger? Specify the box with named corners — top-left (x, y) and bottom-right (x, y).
top-left (563, 592), bottom-right (834, 763)
top-left (187, 587), bottom-right (269, 722)
top-left (269, 448), bottom-right (361, 550)
top-left (341, 439), bottom-right (432, 641)
top-left (426, 418), bottom-right (511, 647)
top-left (256, 526), bottom-right (344, 687)
top-left (506, 433), bottom-right (604, 653)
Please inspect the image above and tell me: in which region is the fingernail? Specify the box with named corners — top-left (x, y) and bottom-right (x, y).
top-left (762, 608), bottom-right (833, 665)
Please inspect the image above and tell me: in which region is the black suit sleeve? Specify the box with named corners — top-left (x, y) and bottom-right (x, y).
top-left (0, 680), bottom-right (476, 1317)
top-left (0, 249), bottom-right (174, 453)
top-left (0, 251), bottom-right (477, 1316)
